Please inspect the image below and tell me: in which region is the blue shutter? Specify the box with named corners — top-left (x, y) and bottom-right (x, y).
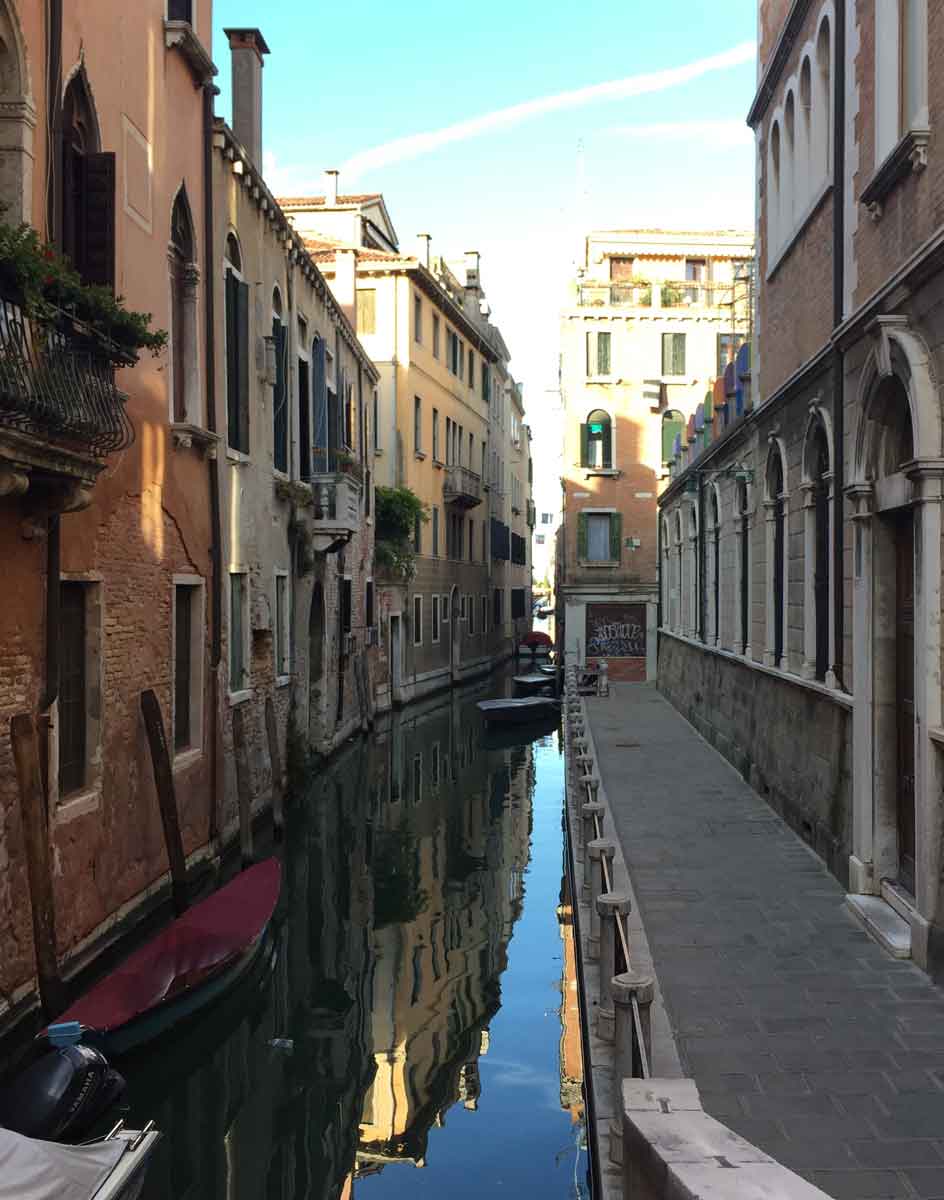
top-left (313, 338), bottom-right (327, 473)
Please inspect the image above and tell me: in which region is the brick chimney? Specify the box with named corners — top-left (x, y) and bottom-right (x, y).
top-left (324, 169), bottom-right (339, 205)
top-left (464, 250), bottom-right (481, 291)
top-left (224, 28), bottom-right (270, 169)
top-left (415, 233), bottom-right (431, 268)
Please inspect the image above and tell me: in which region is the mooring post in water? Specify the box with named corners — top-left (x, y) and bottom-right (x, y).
top-left (585, 838), bottom-right (614, 958)
top-left (596, 892), bottom-right (631, 1041)
top-left (140, 689), bottom-right (189, 916)
top-left (10, 713), bottom-right (65, 1018)
top-left (264, 696), bottom-right (284, 839)
top-left (231, 703), bottom-right (254, 866)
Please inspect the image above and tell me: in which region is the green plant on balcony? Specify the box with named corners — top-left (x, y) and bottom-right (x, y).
top-left (375, 484), bottom-right (428, 581)
top-left (0, 221), bottom-right (167, 364)
top-left (661, 283), bottom-right (683, 307)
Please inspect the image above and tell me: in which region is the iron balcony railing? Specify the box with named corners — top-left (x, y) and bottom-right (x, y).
top-left (577, 277), bottom-right (753, 315)
top-left (0, 297), bottom-right (134, 456)
top-left (443, 463), bottom-right (482, 506)
top-left (309, 446), bottom-right (365, 484)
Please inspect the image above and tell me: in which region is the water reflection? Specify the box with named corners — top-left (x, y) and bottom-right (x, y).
top-left (124, 678), bottom-right (582, 1199)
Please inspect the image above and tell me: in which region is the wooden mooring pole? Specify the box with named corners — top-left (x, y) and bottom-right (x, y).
top-left (10, 713), bottom-right (65, 1018)
top-left (264, 695), bottom-right (284, 839)
top-left (140, 689), bottom-right (189, 916)
top-left (231, 704), bottom-right (254, 866)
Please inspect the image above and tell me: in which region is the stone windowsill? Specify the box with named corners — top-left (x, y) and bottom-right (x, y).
top-left (861, 128), bottom-right (931, 220)
top-left (577, 558), bottom-right (619, 568)
top-left (171, 423), bottom-right (220, 457)
top-left (163, 19), bottom-right (217, 86)
top-left (173, 746), bottom-right (203, 773)
top-left (54, 786), bottom-right (102, 825)
top-left (659, 626), bottom-right (853, 709)
top-left (228, 688), bottom-right (253, 707)
top-left (276, 674), bottom-right (291, 688)
top-left (584, 467), bottom-right (620, 478)
top-left (414, 449), bottom-right (427, 461)
top-left (226, 448), bottom-right (251, 467)
top-left (433, 458), bottom-right (443, 469)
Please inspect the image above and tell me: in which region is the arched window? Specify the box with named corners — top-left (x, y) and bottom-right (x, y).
top-left (62, 69), bottom-right (113, 288)
top-left (783, 92), bottom-right (796, 234)
top-left (582, 409), bottom-right (612, 469)
top-left (272, 286), bottom-right (288, 474)
top-left (674, 511), bottom-right (683, 632)
top-left (0, 3), bottom-right (33, 222)
top-left (225, 232), bottom-right (242, 272)
top-left (738, 480), bottom-right (750, 655)
top-left (798, 58), bottom-right (812, 208)
top-left (806, 421), bottom-right (831, 681)
top-left (688, 505), bottom-right (699, 638)
top-left (813, 18), bottom-right (831, 185)
top-left (170, 187), bottom-right (199, 423)
top-left (766, 448), bottom-right (786, 668)
top-left (768, 120), bottom-right (781, 256)
top-left (708, 487), bottom-right (721, 646)
top-left (224, 231), bottom-right (249, 453)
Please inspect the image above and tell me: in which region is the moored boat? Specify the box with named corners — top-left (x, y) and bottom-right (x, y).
top-left (0, 1122), bottom-right (160, 1200)
top-left (513, 672), bottom-right (553, 695)
top-left (477, 697), bottom-right (560, 725)
top-left (47, 858), bottom-right (282, 1055)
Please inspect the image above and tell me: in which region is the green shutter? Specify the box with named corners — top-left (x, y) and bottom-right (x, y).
top-left (577, 512), bottom-right (588, 559)
top-left (579, 423), bottom-right (589, 467)
top-left (676, 334), bottom-right (686, 376)
top-left (662, 412), bottom-right (684, 465)
top-left (598, 332), bottom-right (611, 375)
top-left (602, 419), bottom-right (612, 468)
top-left (609, 512), bottom-right (622, 562)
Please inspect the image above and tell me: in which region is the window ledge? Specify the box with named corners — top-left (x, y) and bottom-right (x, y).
top-left (275, 674), bottom-right (291, 688)
top-left (861, 129), bottom-right (931, 220)
top-left (54, 786), bottom-right (102, 825)
top-left (586, 375), bottom-right (614, 383)
top-left (577, 559), bottom-right (620, 568)
top-left (173, 746), bottom-right (203, 773)
top-left (228, 688), bottom-right (253, 707)
top-left (583, 468), bottom-right (620, 478)
top-left (226, 449), bottom-right (251, 466)
top-left (414, 449), bottom-right (427, 461)
top-left (374, 447), bottom-right (384, 457)
top-left (171, 423), bottom-right (220, 458)
top-left (163, 19), bottom-right (217, 86)
top-left (433, 458), bottom-right (443, 469)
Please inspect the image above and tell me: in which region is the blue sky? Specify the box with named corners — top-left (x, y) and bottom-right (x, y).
top-left (213, 1), bottom-right (757, 491)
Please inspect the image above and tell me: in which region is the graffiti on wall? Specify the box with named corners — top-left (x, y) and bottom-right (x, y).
top-left (585, 603), bottom-right (646, 658)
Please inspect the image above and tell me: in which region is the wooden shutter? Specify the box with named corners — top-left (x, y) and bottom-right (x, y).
top-left (579, 423), bottom-right (589, 467)
top-left (81, 152), bottom-right (116, 290)
top-left (273, 321), bottom-right (288, 473)
top-left (675, 334), bottom-right (686, 376)
top-left (235, 280), bottom-right (250, 452)
top-left (298, 358), bottom-right (311, 480)
top-left (225, 270), bottom-right (239, 447)
top-left (609, 512), bottom-right (622, 562)
top-left (598, 332), bottom-right (611, 375)
top-left (602, 420), bottom-right (612, 468)
top-left (313, 339), bottom-right (327, 472)
top-left (577, 512), bottom-right (588, 560)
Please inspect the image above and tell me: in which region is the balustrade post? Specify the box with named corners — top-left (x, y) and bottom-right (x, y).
top-left (609, 969), bottom-right (655, 1166)
top-left (585, 838), bottom-right (614, 959)
top-left (580, 800), bottom-right (604, 861)
top-left (595, 891), bottom-right (631, 1041)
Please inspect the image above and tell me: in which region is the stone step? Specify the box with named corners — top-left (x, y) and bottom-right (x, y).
top-left (845, 893), bottom-right (911, 958)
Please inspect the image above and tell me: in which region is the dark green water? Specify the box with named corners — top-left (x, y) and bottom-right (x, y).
top-left (125, 673), bottom-right (588, 1198)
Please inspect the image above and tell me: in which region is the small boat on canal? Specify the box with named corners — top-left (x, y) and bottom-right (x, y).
top-left (47, 858), bottom-right (282, 1055)
top-left (513, 672), bottom-right (554, 695)
top-left (0, 1122), bottom-right (160, 1200)
top-left (477, 697), bottom-right (560, 725)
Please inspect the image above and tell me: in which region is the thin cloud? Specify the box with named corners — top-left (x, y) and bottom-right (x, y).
top-left (341, 43), bottom-right (755, 179)
top-left (603, 119), bottom-right (752, 147)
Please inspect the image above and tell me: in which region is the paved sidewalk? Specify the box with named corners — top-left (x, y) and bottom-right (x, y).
top-left (587, 683), bottom-right (944, 1200)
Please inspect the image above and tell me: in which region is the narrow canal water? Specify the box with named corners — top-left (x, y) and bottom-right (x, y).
top-left (126, 669), bottom-right (589, 1199)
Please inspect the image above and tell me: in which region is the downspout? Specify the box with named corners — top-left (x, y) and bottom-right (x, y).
top-left (203, 82), bottom-right (223, 842)
top-left (697, 475), bottom-right (705, 642)
top-left (656, 496), bottom-right (663, 632)
top-left (831, 0), bottom-right (846, 689)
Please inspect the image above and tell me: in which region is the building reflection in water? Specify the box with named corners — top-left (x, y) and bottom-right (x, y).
top-left (557, 874), bottom-right (586, 1127)
top-left (124, 683), bottom-right (542, 1199)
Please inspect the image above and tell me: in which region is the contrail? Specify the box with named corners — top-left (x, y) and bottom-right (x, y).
top-left (341, 42), bottom-right (754, 178)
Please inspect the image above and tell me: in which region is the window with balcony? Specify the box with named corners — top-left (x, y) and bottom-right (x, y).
top-left (229, 572), bottom-right (249, 694)
top-left (578, 511), bottom-right (621, 563)
top-left (62, 70), bottom-right (115, 289)
top-left (662, 332), bottom-right (686, 377)
top-left (586, 330), bottom-right (611, 377)
top-left (224, 234), bottom-right (249, 454)
top-left (173, 578), bottom-right (203, 754)
top-left (580, 410), bottom-right (612, 469)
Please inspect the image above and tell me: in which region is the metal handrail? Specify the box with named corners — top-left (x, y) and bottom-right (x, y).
top-left (0, 297), bottom-right (134, 455)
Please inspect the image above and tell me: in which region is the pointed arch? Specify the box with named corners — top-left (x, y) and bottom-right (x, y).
top-left (170, 183), bottom-right (200, 423)
top-left (765, 441), bottom-right (787, 668)
top-left (61, 64), bottom-right (113, 286)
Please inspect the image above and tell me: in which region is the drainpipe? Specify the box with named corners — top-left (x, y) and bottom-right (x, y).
top-left (656, 497), bottom-right (663, 632)
top-left (43, 516), bottom-right (60, 712)
top-left (203, 82), bottom-right (223, 842)
top-left (831, 0), bottom-right (846, 689)
top-left (697, 474), bottom-right (705, 642)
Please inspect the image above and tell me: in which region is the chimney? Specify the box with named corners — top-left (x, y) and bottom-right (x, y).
top-left (324, 169), bottom-right (339, 205)
top-left (224, 28), bottom-right (270, 169)
top-left (334, 248), bottom-right (357, 329)
top-left (464, 250), bottom-right (481, 291)
top-left (415, 233), bottom-right (431, 268)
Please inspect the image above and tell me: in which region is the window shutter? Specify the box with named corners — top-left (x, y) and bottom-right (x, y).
top-left (661, 334), bottom-right (671, 376)
top-left (235, 279), bottom-right (250, 453)
top-left (579, 423), bottom-right (589, 467)
top-left (577, 512), bottom-right (588, 560)
top-left (602, 420), bottom-right (612, 468)
top-left (273, 321), bottom-right (288, 472)
top-left (82, 152), bottom-right (116, 289)
top-left (598, 333), bottom-right (611, 376)
top-left (313, 339), bottom-right (327, 471)
top-left (675, 334), bottom-right (686, 376)
top-left (225, 270), bottom-right (239, 448)
top-left (610, 512), bottom-right (622, 562)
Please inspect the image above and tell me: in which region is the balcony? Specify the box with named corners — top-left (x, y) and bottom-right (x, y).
top-left (443, 464), bottom-right (482, 509)
top-left (576, 278), bottom-right (750, 315)
top-left (306, 449), bottom-right (363, 553)
top-left (0, 296), bottom-right (134, 510)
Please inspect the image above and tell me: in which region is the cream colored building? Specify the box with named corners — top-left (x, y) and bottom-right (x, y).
top-left (558, 229), bottom-right (753, 680)
top-left (282, 187), bottom-right (531, 708)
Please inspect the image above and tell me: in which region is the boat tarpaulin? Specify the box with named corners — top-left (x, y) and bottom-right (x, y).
top-left (0, 1128), bottom-right (125, 1200)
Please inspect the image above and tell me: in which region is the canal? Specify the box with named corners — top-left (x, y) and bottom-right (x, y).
top-left (125, 669), bottom-right (589, 1199)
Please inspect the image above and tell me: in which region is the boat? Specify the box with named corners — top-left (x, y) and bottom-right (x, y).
top-left (48, 858), bottom-right (282, 1055)
top-left (0, 1122), bottom-right (160, 1200)
top-left (513, 672), bottom-right (554, 695)
top-left (477, 697), bottom-right (560, 725)
top-left (537, 663), bottom-right (558, 677)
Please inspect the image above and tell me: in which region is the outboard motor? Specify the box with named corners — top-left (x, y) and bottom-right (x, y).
top-left (0, 1030), bottom-right (126, 1142)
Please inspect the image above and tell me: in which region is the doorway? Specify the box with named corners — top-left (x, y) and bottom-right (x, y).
top-left (894, 510), bottom-right (916, 895)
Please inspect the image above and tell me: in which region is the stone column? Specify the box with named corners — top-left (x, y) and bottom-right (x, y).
top-left (763, 496), bottom-right (777, 666)
top-left (800, 480), bottom-right (817, 679)
top-left (595, 892), bottom-right (631, 1040)
top-left (847, 482), bottom-right (875, 896)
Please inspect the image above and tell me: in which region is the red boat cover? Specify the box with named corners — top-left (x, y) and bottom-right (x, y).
top-left (55, 858), bottom-right (281, 1033)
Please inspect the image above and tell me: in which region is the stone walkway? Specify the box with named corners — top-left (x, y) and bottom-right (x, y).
top-left (586, 683), bottom-right (944, 1200)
